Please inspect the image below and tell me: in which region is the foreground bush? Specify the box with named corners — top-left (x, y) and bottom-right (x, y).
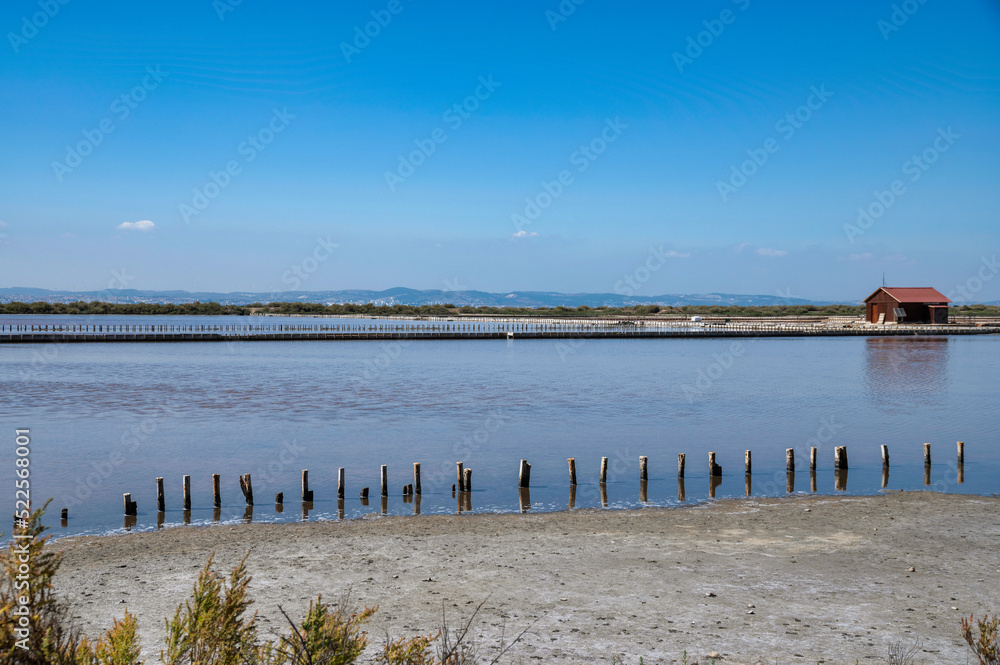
top-left (962, 614), bottom-right (1000, 665)
top-left (2, 505), bottom-right (524, 664)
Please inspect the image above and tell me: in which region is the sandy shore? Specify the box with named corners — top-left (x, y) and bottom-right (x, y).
top-left (51, 492), bottom-right (999, 664)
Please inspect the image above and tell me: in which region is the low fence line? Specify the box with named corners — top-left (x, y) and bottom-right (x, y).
top-left (48, 441), bottom-right (968, 530)
top-left (2, 325), bottom-right (996, 344)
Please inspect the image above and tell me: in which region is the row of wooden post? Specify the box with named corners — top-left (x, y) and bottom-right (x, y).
top-left (123, 461), bottom-right (461, 514)
top-left (518, 441), bottom-right (966, 489)
top-left (120, 442), bottom-right (965, 515)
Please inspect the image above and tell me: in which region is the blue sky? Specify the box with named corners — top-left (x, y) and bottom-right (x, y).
top-left (1, 0), bottom-right (998, 302)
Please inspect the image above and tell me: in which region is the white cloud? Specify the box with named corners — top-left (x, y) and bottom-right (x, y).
top-left (118, 220), bottom-right (156, 231)
top-left (733, 242), bottom-right (751, 253)
top-left (511, 230), bottom-right (539, 238)
top-left (755, 247), bottom-right (787, 257)
top-left (665, 250), bottom-right (691, 258)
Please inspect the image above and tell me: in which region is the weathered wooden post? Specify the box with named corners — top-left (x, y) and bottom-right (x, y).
top-left (744, 473), bottom-right (751, 496)
top-left (744, 450), bottom-right (752, 475)
top-left (337, 499), bottom-right (345, 520)
top-left (809, 447), bottom-right (817, 471)
top-left (810, 469), bottom-right (817, 493)
top-left (709, 452), bottom-right (722, 477)
top-left (600, 481), bottom-right (608, 507)
top-left (463, 468), bottom-right (472, 492)
top-left (239, 474), bottom-right (254, 506)
top-left (678, 476), bottom-right (686, 502)
top-left (786, 471), bottom-right (795, 494)
top-left (338, 467), bottom-right (345, 500)
top-left (834, 446), bottom-right (848, 470)
top-left (302, 470), bottom-right (314, 502)
top-left (413, 462), bottom-right (421, 494)
top-left (183, 475), bottom-right (191, 510)
top-left (413, 492), bottom-right (421, 515)
top-left (568, 484), bottom-right (576, 510)
top-left (881, 465), bottom-right (889, 489)
top-left (123, 493), bottom-right (137, 516)
top-left (156, 477), bottom-right (165, 512)
top-left (60, 508), bottom-right (68, 521)
top-left (518, 459), bottom-right (531, 488)
top-left (881, 444), bottom-right (890, 467)
top-left (275, 492), bottom-right (283, 505)
top-left (600, 457), bottom-right (608, 484)
top-left (957, 441), bottom-right (964, 465)
top-left (786, 449), bottom-right (795, 473)
top-left (567, 458), bottom-right (577, 485)
top-left (380, 465), bottom-right (388, 497)
top-left (677, 453), bottom-right (686, 478)
top-left (923, 442), bottom-right (931, 466)
top-left (456, 462), bottom-right (465, 492)
top-left (212, 474), bottom-right (222, 507)
top-left (519, 487), bottom-right (531, 513)
top-left (639, 456), bottom-right (648, 482)
top-left (639, 479), bottom-right (648, 503)
top-left (360, 487), bottom-right (369, 500)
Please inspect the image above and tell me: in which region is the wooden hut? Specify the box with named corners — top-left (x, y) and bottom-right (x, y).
top-left (864, 287), bottom-right (950, 324)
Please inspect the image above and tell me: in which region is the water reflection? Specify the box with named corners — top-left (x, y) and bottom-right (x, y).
top-left (518, 487), bottom-right (531, 512)
top-left (709, 475), bottom-right (722, 498)
top-left (834, 469), bottom-right (849, 492)
top-left (568, 485), bottom-right (576, 509)
top-left (786, 471), bottom-right (795, 494)
top-left (864, 337), bottom-right (949, 409)
top-left (678, 477), bottom-right (686, 502)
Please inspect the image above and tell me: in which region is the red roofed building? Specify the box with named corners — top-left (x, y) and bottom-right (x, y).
top-left (864, 287), bottom-right (951, 324)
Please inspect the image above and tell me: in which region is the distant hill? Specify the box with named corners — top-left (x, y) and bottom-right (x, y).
top-left (0, 286), bottom-right (856, 308)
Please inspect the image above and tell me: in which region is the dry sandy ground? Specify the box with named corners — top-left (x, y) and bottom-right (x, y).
top-left (51, 492), bottom-right (999, 664)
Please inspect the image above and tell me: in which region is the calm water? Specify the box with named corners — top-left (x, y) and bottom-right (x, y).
top-left (1, 315), bottom-right (998, 540)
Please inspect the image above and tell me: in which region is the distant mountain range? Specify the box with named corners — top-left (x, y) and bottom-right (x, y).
top-left (0, 286), bottom-right (857, 308)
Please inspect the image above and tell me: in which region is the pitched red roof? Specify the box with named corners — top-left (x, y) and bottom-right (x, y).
top-left (864, 287), bottom-right (951, 304)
